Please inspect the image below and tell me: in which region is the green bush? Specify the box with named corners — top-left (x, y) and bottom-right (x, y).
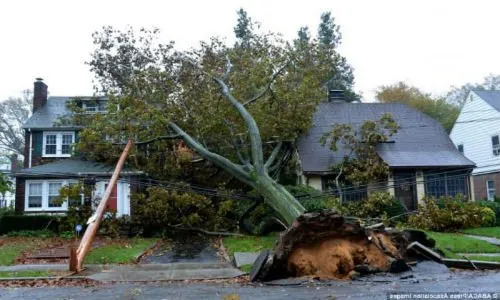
top-left (132, 187), bottom-right (237, 236)
top-left (0, 215), bottom-right (64, 235)
top-left (6, 230), bottom-right (56, 238)
top-left (408, 196), bottom-right (496, 232)
top-left (477, 201), bottom-right (500, 226)
top-left (343, 192), bottom-right (406, 219)
top-left (286, 185), bottom-right (341, 212)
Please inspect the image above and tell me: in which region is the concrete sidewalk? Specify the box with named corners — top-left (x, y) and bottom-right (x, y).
top-left (0, 263), bottom-right (245, 282)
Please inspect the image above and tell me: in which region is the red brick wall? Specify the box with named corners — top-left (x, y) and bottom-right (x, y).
top-left (473, 172), bottom-right (500, 201)
top-left (15, 177), bottom-right (25, 213)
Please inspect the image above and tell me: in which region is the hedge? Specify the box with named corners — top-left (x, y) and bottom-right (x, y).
top-left (0, 215), bottom-right (65, 235)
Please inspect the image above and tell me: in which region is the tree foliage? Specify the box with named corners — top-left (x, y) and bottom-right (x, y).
top-left (321, 114), bottom-right (399, 187)
top-left (447, 74), bottom-right (500, 106)
top-left (0, 172), bottom-right (12, 198)
top-left (70, 11), bottom-right (357, 225)
top-left (0, 90), bottom-right (32, 156)
top-left (376, 82), bottom-right (459, 133)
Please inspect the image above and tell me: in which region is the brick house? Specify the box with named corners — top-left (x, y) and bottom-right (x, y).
top-left (13, 79), bottom-right (143, 215)
top-left (296, 95), bottom-right (475, 210)
top-left (450, 90), bottom-right (500, 201)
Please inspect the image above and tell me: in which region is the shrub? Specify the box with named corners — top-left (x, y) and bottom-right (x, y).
top-left (132, 186), bottom-right (237, 236)
top-left (344, 192), bottom-right (406, 219)
top-left (0, 215), bottom-right (63, 235)
top-left (6, 230), bottom-right (56, 238)
top-left (286, 185), bottom-right (341, 212)
top-left (477, 200), bottom-right (500, 226)
top-left (408, 196), bottom-right (496, 232)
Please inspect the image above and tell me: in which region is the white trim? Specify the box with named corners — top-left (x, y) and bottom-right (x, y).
top-left (42, 131), bottom-right (75, 158)
top-left (29, 130), bottom-right (32, 168)
top-left (25, 179), bottom-right (76, 212)
top-left (487, 180), bottom-right (496, 201)
top-left (94, 180), bottom-right (130, 217)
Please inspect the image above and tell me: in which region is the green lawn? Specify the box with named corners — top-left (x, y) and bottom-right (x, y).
top-left (0, 270), bottom-right (52, 278)
top-left (223, 235), bottom-right (277, 256)
top-left (0, 241), bottom-right (34, 266)
top-left (462, 227), bottom-right (500, 239)
top-left (84, 238), bottom-right (156, 264)
top-left (427, 231), bottom-right (500, 254)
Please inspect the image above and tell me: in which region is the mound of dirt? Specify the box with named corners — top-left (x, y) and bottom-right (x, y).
top-left (255, 210), bottom-right (409, 281)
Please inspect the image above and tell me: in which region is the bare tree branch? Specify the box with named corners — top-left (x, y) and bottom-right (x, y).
top-left (242, 63), bottom-right (289, 106)
top-left (222, 55), bottom-right (232, 82)
top-left (123, 134), bottom-right (181, 145)
top-left (224, 119), bottom-right (250, 166)
top-left (265, 141), bottom-right (283, 169)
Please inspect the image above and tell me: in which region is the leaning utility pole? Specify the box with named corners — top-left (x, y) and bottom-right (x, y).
top-left (71, 139), bottom-right (134, 272)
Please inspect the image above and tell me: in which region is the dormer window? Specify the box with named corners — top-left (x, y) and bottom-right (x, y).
top-left (82, 100), bottom-right (107, 113)
top-left (43, 131), bottom-right (75, 157)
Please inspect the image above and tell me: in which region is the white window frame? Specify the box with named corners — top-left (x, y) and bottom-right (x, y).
top-left (42, 131), bottom-right (75, 157)
top-left (25, 180), bottom-right (76, 212)
top-left (487, 180), bottom-right (496, 201)
top-left (492, 135), bottom-right (500, 156)
top-left (82, 101), bottom-right (108, 114)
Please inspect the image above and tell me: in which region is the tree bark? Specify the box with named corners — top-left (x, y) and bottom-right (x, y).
top-left (255, 174), bottom-right (305, 225)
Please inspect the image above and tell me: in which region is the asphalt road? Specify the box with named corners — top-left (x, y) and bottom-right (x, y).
top-left (1, 269), bottom-right (500, 300)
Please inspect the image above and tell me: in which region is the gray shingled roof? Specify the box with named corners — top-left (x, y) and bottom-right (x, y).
top-left (14, 159), bottom-right (143, 178)
top-left (297, 102), bottom-right (475, 173)
top-left (474, 90), bottom-right (500, 112)
top-left (22, 96), bottom-right (107, 129)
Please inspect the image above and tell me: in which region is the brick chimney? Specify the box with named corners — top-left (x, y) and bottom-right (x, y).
top-left (33, 78), bottom-right (48, 112)
top-left (9, 154), bottom-right (18, 171)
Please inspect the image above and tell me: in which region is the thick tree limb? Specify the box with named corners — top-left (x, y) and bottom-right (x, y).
top-left (168, 121), bottom-right (253, 186)
top-left (182, 56), bottom-right (265, 172)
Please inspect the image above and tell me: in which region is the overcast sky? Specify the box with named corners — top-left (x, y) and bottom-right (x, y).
top-left (1, 0), bottom-right (499, 102)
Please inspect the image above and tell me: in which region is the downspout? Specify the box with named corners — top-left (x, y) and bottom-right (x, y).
top-left (28, 129), bottom-right (32, 168)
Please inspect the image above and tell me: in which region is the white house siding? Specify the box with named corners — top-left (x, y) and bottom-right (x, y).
top-left (306, 175), bottom-right (323, 191)
top-left (450, 91), bottom-right (500, 175)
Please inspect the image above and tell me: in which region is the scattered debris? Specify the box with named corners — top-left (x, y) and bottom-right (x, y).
top-left (406, 241), bottom-right (443, 263)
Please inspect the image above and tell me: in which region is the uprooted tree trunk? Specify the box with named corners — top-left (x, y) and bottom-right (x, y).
top-left (253, 210), bottom-right (411, 281)
top-left (166, 60), bottom-right (306, 226)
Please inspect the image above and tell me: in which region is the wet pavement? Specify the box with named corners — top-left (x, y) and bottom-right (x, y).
top-left (1, 267), bottom-right (500, 300)
top-left (140, 235), bottom-right (221, 264)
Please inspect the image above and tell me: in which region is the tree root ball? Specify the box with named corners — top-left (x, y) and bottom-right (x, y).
top-left (257, 210), bottom-right (409, 281)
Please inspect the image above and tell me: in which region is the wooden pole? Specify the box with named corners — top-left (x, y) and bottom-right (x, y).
top-left (74, 139), bottom-right (134, 271)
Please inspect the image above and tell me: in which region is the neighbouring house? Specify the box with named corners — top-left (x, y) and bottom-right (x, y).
top-left (296, 93), bottom-right (475, 211)
top-left (450, 90), bottom-right (500, 201)
top-left (0, 155), bottom-right (18, 208)
top-left (13, 79), bottom-right (143, 215)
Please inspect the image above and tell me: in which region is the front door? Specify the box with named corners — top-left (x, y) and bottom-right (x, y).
top-left (393, 171), bottom-right (417, 211)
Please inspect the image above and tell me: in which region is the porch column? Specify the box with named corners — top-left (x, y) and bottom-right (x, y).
top-left (387, 171), bottom-right (395, 197)
top-left (416, 170), bottom-right (425, 206)
top-left (469, 174), bottom-right (475, 202)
